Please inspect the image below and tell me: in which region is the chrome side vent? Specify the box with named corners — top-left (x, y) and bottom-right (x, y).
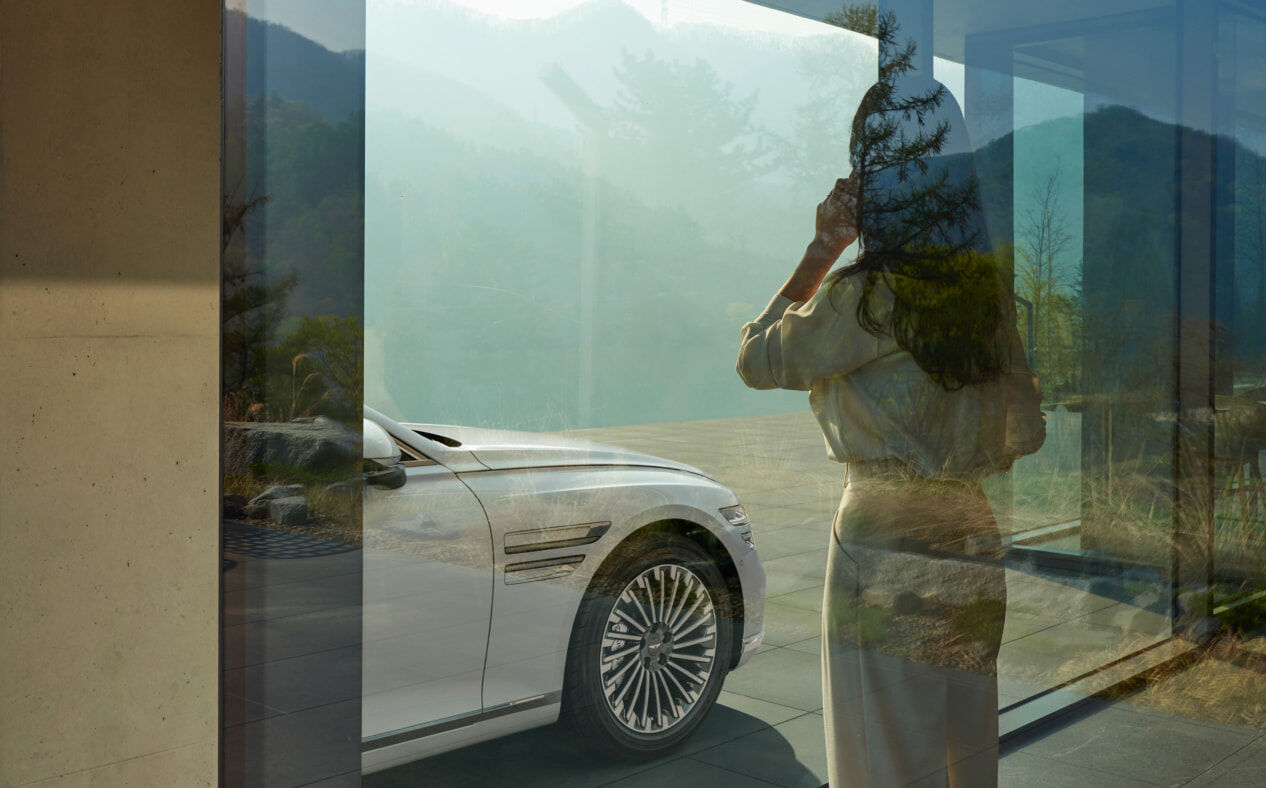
top-left (504, 522), bottom-right (611, 555)
top-left (504, 555), bottom-right (585, 585)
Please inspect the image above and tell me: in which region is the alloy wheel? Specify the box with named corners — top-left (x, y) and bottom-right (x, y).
top-left (598, 563), bottom-right (719, 735)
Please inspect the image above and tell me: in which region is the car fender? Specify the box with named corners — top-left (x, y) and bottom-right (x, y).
top-left (460, 464), bottom-right (762, 712)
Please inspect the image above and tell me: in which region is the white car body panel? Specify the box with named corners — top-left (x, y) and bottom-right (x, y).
top-left (362, 462), bottom-right (493, 740)
top-left (360, 408), bottom-right (766, 775)
top-left (464, 464), bottom-right (761, 709)
top-left (401, 422), bottom-right (710, 477)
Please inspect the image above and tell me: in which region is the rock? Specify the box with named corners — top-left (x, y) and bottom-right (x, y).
top-left (268, 496), bottom-right (309, 525)
top-left (1182, 616), bottom-right (1221, 645)
top-left (847, 546), bottom-right (1000, 608)
top-left (223, 494), bottom-right (246, 518)
top-left (860, 587), bottom-right (925, 615)
top-left (1177, 588), bottom-right (1212, 617)
top-left (861, 587), bottom-right (896, 609)
top-left (324, 481), bottom-right (359, 499)
top-left (243, 502), bottom-right (270, 519)
top-left (1130, 591), bottom-right (1163, 613)
top-left (249, 484), bottom-right (305, 505)
top-left (1114, 606), bottom-right (1169, 636)
top-left (223, 417), bottom-right (359, 478)
top-left (891, 589), bottom-right (925, 615)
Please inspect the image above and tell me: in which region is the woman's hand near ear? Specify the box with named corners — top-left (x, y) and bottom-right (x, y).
top-left (780, 177), bottom-right (859, 302)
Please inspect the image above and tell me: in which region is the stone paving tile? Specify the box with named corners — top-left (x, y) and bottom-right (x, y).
top-left (761, 552), bottom-right (829, 598)
top-left (692, 713), bottom-right (827, 788)
top-left (224, 570), bottom-right (363, 627)
top-left (748, 506), bottom-right (834, 535)
top-left (1017, 704), bottom-right (1258, 786)
top-left (366, 692), bottom-right (807, 787)
top-left (739, 484), bottom-right (840, 510)
top-left (221, 692), bottom-right (278, 728)
top-left (224, 699), bottom-right (361, 788)
top-left (602, 755), bottom-right (781, 787)
top-left (675, 692), bottom-right (812, 757)
top-left (1000, 609), bottom-right (1066, 644)
top-left (999, 619), bottom-right (1165, 690)
top-left (784, 637), bottom-right (824, 656)
top-left (997, 677), bottom-right (1054, 707)
top-left (999, 751), bottom-right (1161, 787)
top-left (723, 647), bottom-right (824, 712)
top-left (768, 584), bottom-right (826, 613)
top-left (224, 644), bottom-right (360, 720)
top-left (761, 601), bottom-right (823, 646)
top-left (301, 770), bottom-right (362, 788)
top-left (752, 526), bottom-right (832, 561)
top-left (364, 727), bottom-right (677, 788)
top-left (222, 605), bottom-right (361, 670)
top-left (1004, 571), bottom-right (1117, 618)
top-left (1185, 735), bottom-right (1266, 786)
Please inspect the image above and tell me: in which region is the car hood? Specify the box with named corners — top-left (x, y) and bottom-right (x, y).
top-left (403, 422), bottom-right (712, 478)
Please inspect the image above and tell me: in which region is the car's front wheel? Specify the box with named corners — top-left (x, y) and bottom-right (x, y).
top-left (562, 533), bottom-right (734, 758)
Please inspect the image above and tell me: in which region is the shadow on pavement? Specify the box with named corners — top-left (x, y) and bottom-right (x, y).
top-left (364, 704), bottom-right (823, 788)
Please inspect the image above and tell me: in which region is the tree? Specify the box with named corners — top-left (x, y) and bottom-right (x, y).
top-left (222, 184), bottom-right (297, 419)
top-left (782, 5), bottom-right (881, 194)
top-left (607, 51), bottom-right (775, 224)
top-left (274, 315), bottom-right (363, 423)
top-left (1016, 165), bottom-right (1080, 397)
top-left (825, 3), bottom-right (878, 35)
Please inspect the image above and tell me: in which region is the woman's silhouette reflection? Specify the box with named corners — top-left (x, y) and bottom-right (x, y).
top-left (737, 3), bottom-right (1044, 786)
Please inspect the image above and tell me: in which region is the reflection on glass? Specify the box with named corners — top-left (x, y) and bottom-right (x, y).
top-left (737, 3), bottom-right (1042, 783)
top-left (221, 1), bottom-right (365, 783)
top-left (358, 0), bottom-right (1266, 785)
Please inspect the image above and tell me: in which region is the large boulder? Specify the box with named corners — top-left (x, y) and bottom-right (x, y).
top-left (249, 484), bottom-right (305, 504)
top-left (268, 496), bottom-right (309, 526)
top-left (224, 417), bottom-right (360, 477)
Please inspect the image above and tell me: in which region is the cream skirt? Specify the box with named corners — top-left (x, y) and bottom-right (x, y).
top-left (822, 477), bottom-right (1006, 788)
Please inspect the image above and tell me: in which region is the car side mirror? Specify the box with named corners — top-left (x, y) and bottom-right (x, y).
top-left (364, 460), bottom-right (407, 490)
top-left (364, 418), bottom-right (406, 489)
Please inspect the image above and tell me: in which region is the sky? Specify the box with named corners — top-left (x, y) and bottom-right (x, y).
top-left (426, 0), bottom-right (833, 36)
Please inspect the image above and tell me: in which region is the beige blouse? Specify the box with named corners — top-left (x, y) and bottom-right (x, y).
top-left (737, 271), bottom-right (1041, 480)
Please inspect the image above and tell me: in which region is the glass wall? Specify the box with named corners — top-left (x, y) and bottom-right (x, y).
top-left (221, 1), bottom-right (365, 784)
top-left (223, 0), bottom-right (1266, 785)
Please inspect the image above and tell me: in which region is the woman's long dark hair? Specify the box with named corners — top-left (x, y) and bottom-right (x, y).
top-left (832, 12), bottom-right (1008, 391)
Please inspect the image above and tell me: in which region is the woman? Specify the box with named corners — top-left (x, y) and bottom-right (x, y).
top-left (736, 78), bottom-right (1043, 785)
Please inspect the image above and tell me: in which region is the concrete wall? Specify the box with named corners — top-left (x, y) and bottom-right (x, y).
top-left (0, 1), bottom-right (220, 784)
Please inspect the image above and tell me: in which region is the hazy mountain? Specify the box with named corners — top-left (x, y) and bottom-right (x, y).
top-left (228, 10), bottom-right (364, 123)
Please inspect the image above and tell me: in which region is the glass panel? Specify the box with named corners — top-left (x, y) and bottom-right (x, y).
top-left (995, 11), bottom-right (1181, 703)
top-left (1211, 3), bottom-right (1266, 637)
top-left (354, 0), bottom-right (1266, 785)
top-left (220, 1), bottom-right (365, 783)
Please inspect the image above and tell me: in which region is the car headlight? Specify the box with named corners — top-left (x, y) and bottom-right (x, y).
top-left (719, 504), bottom-right (755, 547)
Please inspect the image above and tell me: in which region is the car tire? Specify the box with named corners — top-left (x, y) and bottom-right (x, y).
top-left (562, 532), bottom-right (734, 759)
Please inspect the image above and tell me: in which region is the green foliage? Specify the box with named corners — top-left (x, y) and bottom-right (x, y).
top-left (842, 10), bottom-right (1005, 390)
top-left (857, 604), bottom-right (892, 645)
top-left (222, 184), bottom-right (297, 419)
top-left (1016, 165), bottom-right (1083, 400)
top-left (825, 4), bottom-right (879, 36)
top-left (951, 596), bottom-right (1007, 643)
top-left (223, 91), bottom-right (363, 423)
top-left (274, 315), bottom-right (364, 423)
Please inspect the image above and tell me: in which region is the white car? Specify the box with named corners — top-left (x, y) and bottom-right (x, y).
top-left (361, 406), bottom-right (766, 774)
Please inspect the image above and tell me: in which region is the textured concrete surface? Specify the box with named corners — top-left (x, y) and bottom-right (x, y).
top-left (0, 0), bottom-right (220, 784)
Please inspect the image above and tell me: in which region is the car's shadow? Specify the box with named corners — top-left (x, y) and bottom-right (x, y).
top-left (363, 702), bottom-right (823, 787)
